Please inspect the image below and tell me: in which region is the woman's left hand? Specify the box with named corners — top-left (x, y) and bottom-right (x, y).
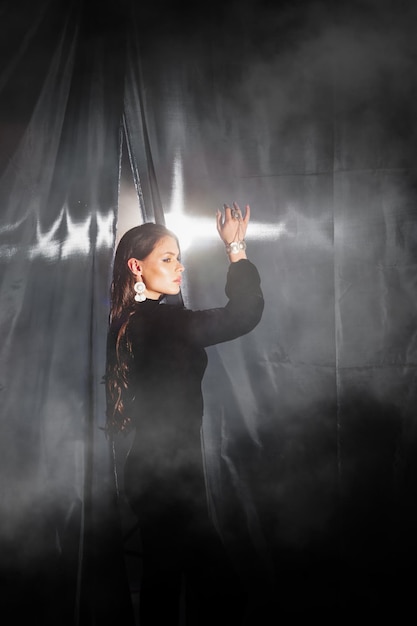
top-left (216, 202), bottom-right (250, 244)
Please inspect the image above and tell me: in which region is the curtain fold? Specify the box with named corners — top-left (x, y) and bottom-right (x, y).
top-left (123, 7), bottom-right (165, 225)
top-left (0, 2), bottom-right (134, 623)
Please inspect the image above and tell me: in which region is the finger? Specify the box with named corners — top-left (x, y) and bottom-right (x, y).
top-left (223, 202), bottom-right (233, 220)
top-left (216, 209), bottom-right (223, 233)
top-left (243, 204), bottom-right (250, 224)
top-left (231, 201), bottom-right (242, 221)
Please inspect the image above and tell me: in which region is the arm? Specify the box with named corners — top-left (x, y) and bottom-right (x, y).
top-left (128, 204), bottom-right (264, 349)
top-left (182, 203), bottom-right (264, 346)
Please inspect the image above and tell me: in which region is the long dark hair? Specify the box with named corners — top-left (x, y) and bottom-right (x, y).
top-left (105, 222), bottom-right (179, 435)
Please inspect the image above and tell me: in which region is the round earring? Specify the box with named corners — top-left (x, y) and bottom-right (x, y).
top-left (134, 280), bottom-right (146, 302)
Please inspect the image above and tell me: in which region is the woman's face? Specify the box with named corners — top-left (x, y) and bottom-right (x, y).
top-left (134, 235), bottom-right (184, 299)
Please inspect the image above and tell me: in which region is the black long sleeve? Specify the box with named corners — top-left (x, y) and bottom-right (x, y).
top-left (136, 259), bottom-right (264, 349)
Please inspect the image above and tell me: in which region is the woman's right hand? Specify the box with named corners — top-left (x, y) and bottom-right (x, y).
top-left (216, 202), bottom-right (250, 262)
top-left (216, 202), bottom-right (250, 244)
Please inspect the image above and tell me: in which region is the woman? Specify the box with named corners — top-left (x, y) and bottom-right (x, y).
top-left (105, 202), bottom-right (264, 625)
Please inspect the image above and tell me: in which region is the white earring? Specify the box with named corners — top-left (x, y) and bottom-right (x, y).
top-left (134, 280), bottom-right (146, 302)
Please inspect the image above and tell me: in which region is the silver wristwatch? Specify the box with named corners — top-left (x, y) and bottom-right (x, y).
top-left (225, 240), bottom-right (246, 254)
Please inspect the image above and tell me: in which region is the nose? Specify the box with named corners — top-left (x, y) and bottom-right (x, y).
top-left (177, 260), bottom-right (184, 272)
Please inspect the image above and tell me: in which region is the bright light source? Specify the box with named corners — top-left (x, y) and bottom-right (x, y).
top-left (165, 151), bottom-right (291, 249)
top-left (165, 213), bottom-right (218, 251)
top-left (61, 211), bottom-right (92, 258)
top-left (96, 210), bottom-right (115, 250)
top-left (29, 207), bottom-right (64, 260)
top-left (165, 211), bottom-right (290, 252)
top-left (169, 149), bottom-right (184, 217)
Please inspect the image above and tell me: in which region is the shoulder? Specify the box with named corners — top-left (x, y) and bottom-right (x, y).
top-left (127, 302), bottom-right (195, 349)
top-left (128, 301), bottom-right (190, 329)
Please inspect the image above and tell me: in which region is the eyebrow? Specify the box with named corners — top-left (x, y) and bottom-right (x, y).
top-left (161, 251), bottom-right (180, 256)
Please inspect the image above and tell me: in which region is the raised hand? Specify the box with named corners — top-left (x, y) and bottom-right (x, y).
top-left (216, 202), bottom-right (250, 245)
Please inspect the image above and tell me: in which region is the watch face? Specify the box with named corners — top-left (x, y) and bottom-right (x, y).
top-left (227, 241), bottom-right (245, 254)
top-left (226, 242), bottom-right (239, 254)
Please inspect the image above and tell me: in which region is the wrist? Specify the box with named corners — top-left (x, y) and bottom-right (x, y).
top-left (225, 240), bottom-right (246, 255)
top-left (227, 251), bottom-right (247, 262)
top-left (225, 239), bottom-right (247, 262)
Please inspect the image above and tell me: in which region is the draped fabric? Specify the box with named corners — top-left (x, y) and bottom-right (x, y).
top-left (0, 1), bottom-right (134, 623)
top-left (1, 0), bottom-right (417, 622)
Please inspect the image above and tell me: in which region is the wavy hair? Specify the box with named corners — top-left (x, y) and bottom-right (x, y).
top-left (105, 222), bottom-right (179, 435)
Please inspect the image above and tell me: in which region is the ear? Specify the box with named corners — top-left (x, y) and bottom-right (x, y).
top-left (127, 257), bottom-right (142, 276)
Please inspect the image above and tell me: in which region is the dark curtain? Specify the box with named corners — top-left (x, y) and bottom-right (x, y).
top-left (0, 1), bottom-right (134, 623)
top-left (1, 0), bottom-right (417, 622)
